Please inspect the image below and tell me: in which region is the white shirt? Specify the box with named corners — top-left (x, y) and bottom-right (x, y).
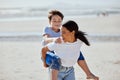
top-left (47, 39), bottom-right (83, 67)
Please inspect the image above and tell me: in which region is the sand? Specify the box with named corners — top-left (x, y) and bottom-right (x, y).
top-left (0, 42), bottom-right (120, 80)
top-left (0, 14), bottom-right (120, 80)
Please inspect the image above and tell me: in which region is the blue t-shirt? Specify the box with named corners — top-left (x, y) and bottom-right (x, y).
top-left (43, 27), bottom-right (60, 37)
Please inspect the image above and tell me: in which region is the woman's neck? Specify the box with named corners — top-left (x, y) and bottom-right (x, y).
top-left (68, 37), bottom-right (76, 43)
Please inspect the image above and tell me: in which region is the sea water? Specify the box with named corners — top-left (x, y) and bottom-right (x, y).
top-left (0, 0), bottom-right (120, 41)
top-left (0, 0), bottom-right (120, 21)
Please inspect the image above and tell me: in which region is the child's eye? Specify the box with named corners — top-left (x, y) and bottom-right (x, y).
top-left (58, 20), bottom-right (62, 22)
top-left (52, 21), bottom-right (61, 23)
top-left (53, 21), bottom-right (57, 22)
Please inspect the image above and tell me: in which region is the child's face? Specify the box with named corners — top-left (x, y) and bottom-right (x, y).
top-left (49, 15), bottom-right (62, 30)
top-left (61, 27), bottom-right (75, 42)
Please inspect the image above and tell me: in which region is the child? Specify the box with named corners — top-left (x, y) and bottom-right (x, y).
top-left (41, 10), bottom-right (99, 80)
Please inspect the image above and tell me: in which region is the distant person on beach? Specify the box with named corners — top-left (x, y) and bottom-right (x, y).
top-left (97, 11), bottom-right (108, 17)
top-left (41, 10), bottom-right (99, 80)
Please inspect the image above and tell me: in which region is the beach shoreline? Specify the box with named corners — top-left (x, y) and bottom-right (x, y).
top-left (0, 14), bottom-right (120, 33)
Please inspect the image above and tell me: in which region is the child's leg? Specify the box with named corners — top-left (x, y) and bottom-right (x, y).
top-left (46, 52), bottom-right (61, 80)
top-left (78, 52), bottom-right (99, 80)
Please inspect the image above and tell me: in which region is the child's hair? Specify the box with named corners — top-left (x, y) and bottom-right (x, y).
top-left (48, 10), bottom-right (64, 21)
top-left (62, 20), bottom-right (90, 46)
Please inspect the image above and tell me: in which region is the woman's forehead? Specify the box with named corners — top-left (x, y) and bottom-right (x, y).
top-left (61, 27), bottom-right (69, 32)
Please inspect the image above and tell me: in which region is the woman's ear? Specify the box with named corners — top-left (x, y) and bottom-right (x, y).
top-left (72, 31), bottom-right (75, 35)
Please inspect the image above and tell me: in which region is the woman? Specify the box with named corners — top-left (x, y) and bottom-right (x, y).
top-left (41, 20), bottom-right (96, 80)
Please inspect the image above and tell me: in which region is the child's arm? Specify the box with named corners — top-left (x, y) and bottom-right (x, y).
top-left (41, 46), bottom-right (50, 67)
top-left (42, 34), bottom-right (57, 45)
top-left (43, 34), bottom-right (62, 44)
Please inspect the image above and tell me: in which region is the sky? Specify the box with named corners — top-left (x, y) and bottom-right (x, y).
top-left (0, 0), bottom-right (120, 8)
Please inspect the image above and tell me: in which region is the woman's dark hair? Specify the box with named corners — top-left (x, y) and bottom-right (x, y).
top-left (62, 20), bottom-right (90, 46)
top-left (48, 10), bottom-right (64, 21)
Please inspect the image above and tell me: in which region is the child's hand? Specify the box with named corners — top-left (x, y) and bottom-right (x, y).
top-left (41, 57), bottom-right (49, 68)
top-left (43, 62), bottom-right (49, 68)
top-left (55, 37), bottom-right (62, 43)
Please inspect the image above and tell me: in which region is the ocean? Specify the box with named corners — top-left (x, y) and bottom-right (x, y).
top-left (0, 0), bottom-right (120, 21)
top-left (0, 0), bottom-right (120, 41)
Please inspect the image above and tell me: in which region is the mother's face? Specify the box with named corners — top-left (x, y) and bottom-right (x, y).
top-left (61, 26), bottom-right (75, 42)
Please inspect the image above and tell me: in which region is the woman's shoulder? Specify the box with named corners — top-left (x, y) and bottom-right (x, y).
top-left (77, 39), bottom-right (83, 44)
top-left (69, 39), bottom-right (83, 46)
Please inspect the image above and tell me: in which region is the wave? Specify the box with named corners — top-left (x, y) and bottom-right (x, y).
top-left (0, 32), bottom-right (120, 42)
top-left (0, 7), bottom-right (120, 19)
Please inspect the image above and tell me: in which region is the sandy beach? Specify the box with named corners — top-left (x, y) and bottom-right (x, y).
top-left (0, 14), bottom-right (120, 80)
